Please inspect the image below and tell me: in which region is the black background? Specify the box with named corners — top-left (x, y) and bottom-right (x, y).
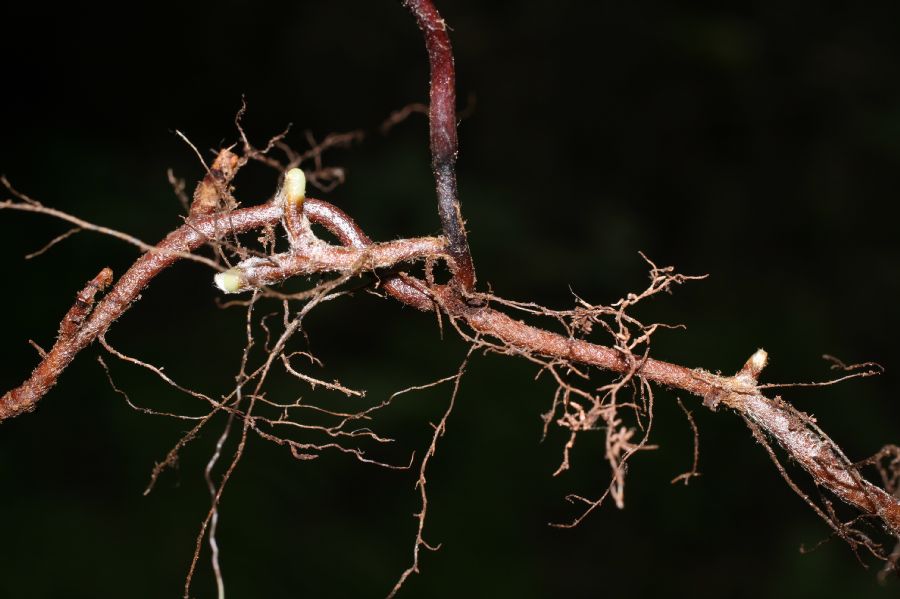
top-left (1, 1), bottom-right (898, 597)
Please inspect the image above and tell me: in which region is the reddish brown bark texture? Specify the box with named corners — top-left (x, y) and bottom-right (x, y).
top-left (235, 237), bottom-right (446, 289)
top-left (0, 202), bottom-right (283, 419)
top-left (0, 0), bottom-right (896, 579)
top-left (434, 288), bottom-right (900, 534)
top-left (304, 199), bottom-right (434, 310)
top-left (2, 188), bottom-right (898, 549)
top-left (0, 198), bottom-right (434, 420)
top-left (732, 393), bottom-right (900, 534)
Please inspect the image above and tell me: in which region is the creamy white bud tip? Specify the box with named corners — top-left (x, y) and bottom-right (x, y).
top-left (750, 348), bottom-right (768, 372)
top-left (214, 268), bottom-right (244, 293)
top-left (284, 168), bottom-right (306, 205)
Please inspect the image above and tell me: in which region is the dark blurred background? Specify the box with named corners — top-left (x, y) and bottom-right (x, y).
top-left (1, 1), bottom-right (899, 597)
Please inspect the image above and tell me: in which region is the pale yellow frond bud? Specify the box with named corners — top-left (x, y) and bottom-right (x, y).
top-left (214, 268), bottom-right (244, 294)
top-left (284, 168), bottom-right (306, 206)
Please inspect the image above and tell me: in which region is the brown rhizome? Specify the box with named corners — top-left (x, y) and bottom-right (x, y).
top-left (1, 1), bottom-right (899, 597)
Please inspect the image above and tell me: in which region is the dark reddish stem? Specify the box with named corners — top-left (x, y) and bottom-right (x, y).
top-left (403, 0), bottom-right (476, 292)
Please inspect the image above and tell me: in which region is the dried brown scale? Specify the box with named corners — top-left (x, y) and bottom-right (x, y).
top-left (58, 267), bottom-right (114, 340)
top-left (189, 149), bottom-right (240, 217)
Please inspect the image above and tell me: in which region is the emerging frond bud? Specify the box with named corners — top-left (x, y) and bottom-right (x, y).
top-left (284, 168), bottom-right (306, 207)
top-left (214, 267), bottom-right (244, 294)
top-left (738, 348), bottom-right (768, 381)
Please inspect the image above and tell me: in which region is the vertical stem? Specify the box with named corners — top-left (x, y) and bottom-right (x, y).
top-left (403, 0), bottom-right (476, 291)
